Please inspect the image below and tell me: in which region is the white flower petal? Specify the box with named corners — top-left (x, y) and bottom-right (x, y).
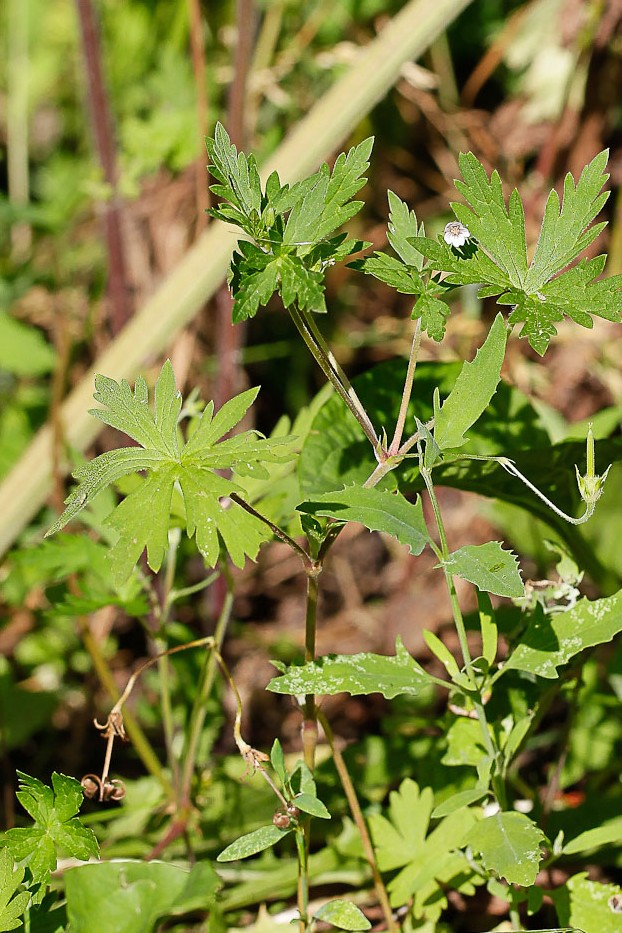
top-left (443, 221), bottom-right (471, 248)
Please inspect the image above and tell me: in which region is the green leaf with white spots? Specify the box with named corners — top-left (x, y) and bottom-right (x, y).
top-left (462, 811), bottom-right (546, 886)
top-left (504, 590), bottom-right (622, 679)
top-left (268, 637), bottom-right (435, 699)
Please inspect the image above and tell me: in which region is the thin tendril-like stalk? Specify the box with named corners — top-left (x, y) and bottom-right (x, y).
top-left (180, 570), bottom-right (235, 802)
top-left (230, 492), bottom-right (313, 570)
top-left (77, 617), bottom-right (173, 798)
top-left (498, 457), bottom-right (597, 525)
top-left (317, 708), bottom-right (398, 932)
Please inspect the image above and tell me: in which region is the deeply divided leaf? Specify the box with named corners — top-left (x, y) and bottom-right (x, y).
top-left (412, 149), bottom-right (620, 354)
top-left (46, 363), bottom-right (295, 583)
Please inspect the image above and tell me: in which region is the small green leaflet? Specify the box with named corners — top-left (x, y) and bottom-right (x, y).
top-left (217, 825), bottom-right (292, 862)
top-left (0, 772), bottom-right (98, 895)
top-left (351, 192), bottom-right (452, 341)
top-left (431, 788), bottom-right (488, 819)
top-left (206, 121), bottom-right (263, 238)
top-left (409, 150), bottom-right (621, 354)
top-left (46, 362), bottom-right (295, 584)
top-left (314, 899), bottom-right (371, 931)
top-left (462, 810), bottom-right (546, 886)
top-left (268, 637), bottom-right (435, 699)
top-left (433, 313), bottom-right (507, 450)
top-left (298, 486), bottom-right (431, 555)
top-left (503, 590), bottom-right (622, 679)
top-left (563, 815), bottom-right (622, 856)
top-left (442, 542), bottom-right (523, 598)
top-left (0, 849), bottom-right (30, 931)
top-left (293, 794), bottom-right (330, 819)
top-left (208, 123), bottom-right (372, 322)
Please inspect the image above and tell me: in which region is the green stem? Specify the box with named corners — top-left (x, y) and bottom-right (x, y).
top-left (303, 571), bottom-right (320, 771)
top-left (421, 466), bottom-right (508, 804)
top-left (295, 825), bottom-right (310, 932)
top-left (168, 570), bottom-right (220, 604)
top-left (509, 898), bottom-right (522, 930)
top-left (421, 467), bottom-right (473, 676)
top-left (158, 532), bottom-right (182, 790)
top-left (389, 317), bottom-right (421, 456)
top-left (288, 304), bottom-right (380, 451)
top-left (230, 492), bottom-right (313, 570)
top-left (179, 565), bottom-right (235, 804)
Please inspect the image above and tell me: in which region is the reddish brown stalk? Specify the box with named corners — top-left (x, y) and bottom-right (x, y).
top-left (75, 0), bottom-right (132, 335)
top-left (212, 0), bottom-right (256, 410)
top-left (187, 0), bottom-right (210, 233)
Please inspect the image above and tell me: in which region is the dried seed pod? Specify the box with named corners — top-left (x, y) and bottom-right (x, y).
top-left (286, 803), bottom-right (300, 822)
top-left (272, 808), bottom-right (291, 830)
top-left (81, 775), bottom-right (100, 799)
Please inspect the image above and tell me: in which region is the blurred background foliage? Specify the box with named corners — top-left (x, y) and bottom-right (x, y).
top-left (2, 0), bottom-right (622, 927)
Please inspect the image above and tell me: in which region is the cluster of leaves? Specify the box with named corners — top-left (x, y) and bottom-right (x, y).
top-left (210, 125), bottom-right (621, 353)
top-left (10, 130), bottom-right (622, 932)
top-left (208, 122), bottom-right (371, 322)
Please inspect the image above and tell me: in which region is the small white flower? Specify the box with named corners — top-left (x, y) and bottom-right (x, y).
top-left (443, 220), bottom-right (471, 248)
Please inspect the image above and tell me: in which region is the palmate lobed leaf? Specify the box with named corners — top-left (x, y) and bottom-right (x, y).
top-left (46, 362), bottom-right (296, 584)
top-left (1, 773), bottom-right (98, 893)
top-left (0, 849), bottom-right (30, 931)
top-left (411, 150), bottom-right (620, 354)
top-left (353, 192), bottom-right (454, 341)
top-left (209, 124), bottom-right (372, 321)
top-left (368, 779), bottom-right (481, 915)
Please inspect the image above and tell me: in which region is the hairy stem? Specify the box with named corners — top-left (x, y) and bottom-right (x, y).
top-left (288, 304), bottom-right (379, 451)
top-left (421, 467), bottom-right (473, 675)
top-left (421, 466), bottom-right (507, 803)
top-left (295, 826), bottom-right (309, 932)
top-left (303, 571), bottom-right (320, 771)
